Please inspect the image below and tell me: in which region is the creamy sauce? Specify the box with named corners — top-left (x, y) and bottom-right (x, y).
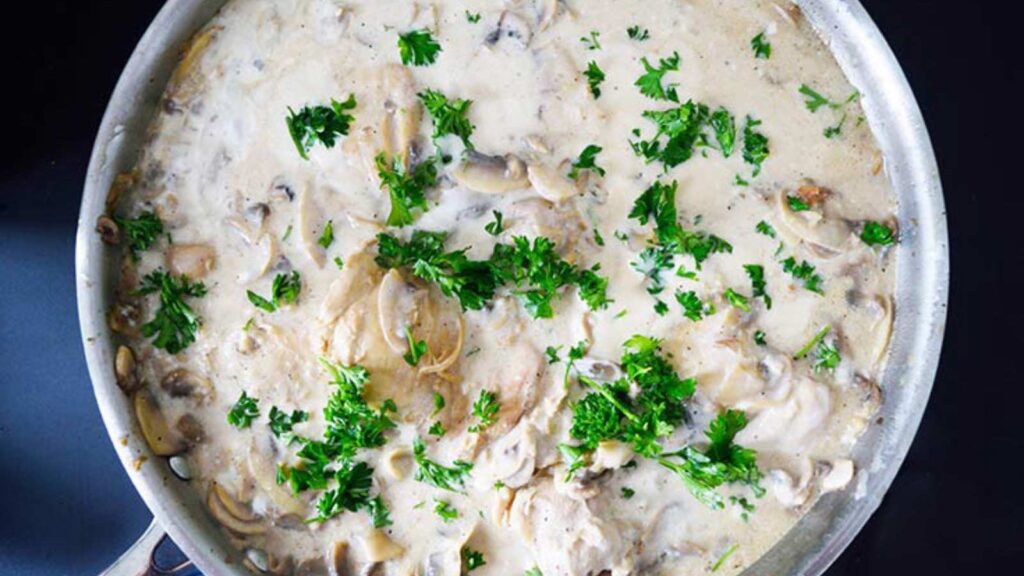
top-left (108, 1), bottom-right (897, 574)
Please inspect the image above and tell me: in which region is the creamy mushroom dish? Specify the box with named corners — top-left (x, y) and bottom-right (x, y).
top-left (102, 0), bottom-right (898, 574)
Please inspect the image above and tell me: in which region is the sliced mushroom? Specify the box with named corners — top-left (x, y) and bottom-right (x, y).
top-left (328, 541), bottom-right (350, 576)
top-left (452, 152), bottom-right (529, 194)
top-left (108, 301), bottom-right (142, 336)
top-left (175, 413), bottom-right (206, 446)
top-left (819, 459), bottom-right (855, 493)
top-left (133, 389), bottom-right (184, 456)
top-left (477, 422), bottom-right (538, 488)
top-left (298, 183), bottom-right (326, 269)
top-left (485, 11), bottom-right (533, 48)
top-left (776, 192), bottom-right (851, 256)
top-left (160, 368), bottom-right (213, 400)
top-left (96, 215), bottom-right (121, 245)
top-left (527, 163), bottom-right (579, 203)
top-left (165, 244), bottom-right (216, 279)
top-left (207, 483), bottom-right (266, 535)
top-left (361, 530), bottom-right (405, 563)
top-left (868, 295), bottom-right (894, 368)
top-left (381, 446), bottom-right (413, 480)
top-left (377, 270), bottom-right (428, 355)
top-left (115, 345), bottom-right (140, 393)
top-left (295, 557), bottom-right (329, 576)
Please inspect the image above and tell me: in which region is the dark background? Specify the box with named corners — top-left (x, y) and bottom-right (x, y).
top-left (1, 1), bottom-right (1020, 574)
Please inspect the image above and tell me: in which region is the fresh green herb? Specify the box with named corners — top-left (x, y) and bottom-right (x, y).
top-left (334, 256), bottom-right (345, 270)
top-left (524, 568), bottom-right (543, 576)
top-left (242, 317), bottom-right (255, 332)
top-left (709, 107), bottom-right (736, 157)
top-left (465, 10), bottom-right (481, 23)
top-left (367, 495), bottom-right (392, 528)
top-left (782, 257), bottom-right (824, 294)
top-left (432, 392), bottom-right (446, 416)
top-left (675, 290), bottom-right (712, 322)
top-left (376, 230), bottom-right (500, 311)
top-left (724, 288), bottom-right (751, 312)
top-left (545, 346), bottom-right (562, 364)
top-left (268, 406), bottom-right (308, 444)
top-left (491, 236), bottom-right (610, 317)
top-left (247, 271), bottom-right (302, 313)
top-left (753, 330), bottom-right (767, 346)
top-left (676, 265), bottom-right (698, 280)
top-left (621, 486), bottom-right (636, 499)
top-left (653, 299), bottom-right (669, 316)
top-left (568, 145), bottom-right (606, 179)
top-left (712, 544), bottom-right (740, 572)
top-left (794, 324), bottom-right (831, 359)
top-left (116, 212), bottom-right (164, 259)
top-left (743, 264), bottom-right (771, 309)
top-left (282, 224), bottom-right (293, 241)
top-left (814, 340), bottom-right (841, 373)
top-left (799, 84), bottom-right (857, 112)
top-left (751, 31), bottom-right (772, 59)
top-left (564, 340), bottom-right (588, 388)
top-left (468, 390), bottom-right (500, 433)
top-left (627, 26), bottom-right (650, 41)
top-left (861, 221), bottom-right (895, 246)
top-left (583, 61), bottom-right (606, 98)
top-left (462, 548), bottom-right (486, 572)
top-left (593, 228), bottom-right (605, 246)
top-left (428, 421), bottom-right (445, 437)
top-left (413, 437), bottom-right (473, 491)
top-left (419, 89), bottom-right (475, 149)
top-left (734, 174), bottom-right (750, 186)
top-left (786, 195), bottom-right (811, 212)
top-left (309, 461), bottom-right (373, 523)
top-left (576, 266), bottom-right (611, 311)
top-left (580, 30), bottom-right (601, 50)
top-left (636, 52), bottom-right (681, 102)
top-left (318, 220), bottom-right (334, 248)
top-left (755, 220), bottom-right (777, 238)
top-left (286, 96), bottom-right (357, 160)
top-left (434, 499), bottom-right (459, 522)
top-left (742, 115), bottom-right (769, 176)
top-left (824, 113), bottom-right (847, 138)
top-left (402, 326), bottom-right (428, 366)
top-left (657, 410), bottom-right (764, 509)
top-left (134, 270), bottom-right (208, 354)
top-left (376, 153), bottom-right (438, 227)
top-left (484, 210), bottom-right (504, 236)
top-left (631, 100), bottom-right (712, 169)
top-left (398, 29), bottom-right (442, 66)
top-left (227, 392), bottom-right (260, 429)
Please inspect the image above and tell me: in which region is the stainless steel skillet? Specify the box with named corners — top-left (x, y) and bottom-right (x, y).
top-left (76, 1), bottom-right (949, 574)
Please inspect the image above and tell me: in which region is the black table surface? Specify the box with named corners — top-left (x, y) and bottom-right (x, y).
top-left (1, 1), bottom-right (1020, 574)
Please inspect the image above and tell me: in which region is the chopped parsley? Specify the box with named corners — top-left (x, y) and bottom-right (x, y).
top-left (398, 29), bottom-right (442, 66)
top-left (782, 257), bottom-right (824, 294)
top-left (465, 10), bottom-right (481, 23)
top-left (334, 256), bottom-right (345, 270)
top-left (468, 390), bottom-right (500, 433)
top-left (593, 228), bottom-right (605, 246)
top-left (795, 325), bottom-right (841, 373)
top-left (583, 61), bottom-right (606, 98)
top-left (621, 486), bottom-right (636, 499)
top-left (636, 52), bottom-right (680, 102)
top-left (742, 115), bottom-right (770, 176)
top-left (247, 271), bottom-right (302, 313)
top-left (568, 144), bottom-right (606, 179)
top-left (545, 345), bottom-right (562, 364)
top-left (627, 26), bottom-right (650, 41)
top-left (861, 221), bottom-right (896, 246)
top-left (724, 288), bottom-right (751, 312)
top-left (751, 32), bottom-right (772, 59)
top-left (712, 544), bottom-right (740, 572)
top-left (631, 100), bottom-right (711, 169)
top-left (744, 264), bottom-right (772, 309)
top-left (432, 392), bottom-right (446, 416)
top-left (318, 220), bottom-right (334, 248)
top-left (484, 210), bottom-right (504, 236)
top-left (794, 324), bottom-right (831, 360)
top-left (227, 392), bottom-right (259, 429)
top-left (116, 211), bottom-right (163, 259)
top-left (786, 194), bottom-right (811, 212)
top-left (462, 548), bottom-right (486, 572)
top-left (798, 84), bottom-right (854, 112)
top-left (413, 437), bottom-right (473, 492)
top-left (376, 154), bottom-right (438, 227)
top-left (525, 568), bottom-right (543, 576)
top-left (755, 220), bottom-right (777, 238)
top-left (434, 499), bottom-right (459, 522)
top-left (134, 270), bottom-right (208, 354)
top-left (286, 96), bottom-right (357, 160)
top-left (402, 326), bottom-right (428, 366)
top-left (419, 89), bottom-right (475, 149)
top-left (656, 410), bottom-right (764, 509)
top-left (676, 290), bottom-right (713, 322)
top-left (268, 406), bottom-right (308, 444)
top-left (824, 113), bottom-right (847, 138)
top-left (428, 421), bottom-right (445, 437)
top-left (709, 107), bottom-right (736, 157)
top-left (580, 30), bottom-right (601, 50)
top-left (753, 330), bottom-right (767, 346)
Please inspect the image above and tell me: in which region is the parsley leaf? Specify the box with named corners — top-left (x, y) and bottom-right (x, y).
top-left (631, 100), bottom-right (710, 169)
top-left (227, 392), bottom-right (259, 429)
top-left (583, 61), bottom-right (606, 99)
top-left (419, 89), bottom-right (475, 149)
top-left (794, 324), bottom-right (831, 360)
top-left (402, 326), bottom-right (428, 366)
top-left (428, 421), bottom-right (445, 437)
top-left (580, 30), bottom-right (601, 50)
top-left (753, 330), bottom-right (767, 346)
top-left (755, 220), bottom-right (776, 238)
top-left (434, 499), bottom-right (459, 522)
top-left (621, 486), bottom-right (636, 499)
top-left (861, 221), bottom-right (895, 246)
top-left (462, 548), bottom-right (486, 572)
top-left (743, 264), bottom-right (772, 309)
top-left (636, 52), bottom-right (680, 102)
top-left (367, 495), bottom-right (392, 528)
top-left (709, 107), bottom-right (736, 157)
top-left (268, 406), bottom-right (308, 444)
top-left (135, 270), bottom-right (208, 353)
top-left (376, 154), bottom-right (438, 227)
top-left (724, 288), bottom-right (751, 312)
top-left (675, 290), bottom-right (713, 321)
top-left (468, 389), bottom-right (500, 433)
top-left (627, 26), bottom-right (650, 41)
top-left (814, 340), bottom-right (841, 373)
top-left (786, 194), bottom-right (811, 212)
top-left (318, 220), bottom-right (334, 248)
top-left (310, 460), bottom-right (374, 523)
top-left (568, 145), bottom-right (606, 180)
top-left (742, 115), bottom-right (770, 176)
top-left (751, 32), bottom-right (772, 59)
top-left (116, 211), bottom-right (164, 259)
top-left (465, 10), bottom-right (481, 23)
top-left (782, 257), bottom-right (824, 294)
top-left (247, 271), bottom-right (302, 313)
top-left (545, 346), bottom-right (562, 364)
top-left (484, 210), bottom-right (504, 236)
top-left (286, 96), bottom-right (357, 160)
top-left (398, 29), bottom-right (442, 66)
top-left (413, 437), bottom-right (473, 491)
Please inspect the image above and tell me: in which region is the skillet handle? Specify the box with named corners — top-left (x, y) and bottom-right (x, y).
top-left (100, 519), bottom-right (196, 576)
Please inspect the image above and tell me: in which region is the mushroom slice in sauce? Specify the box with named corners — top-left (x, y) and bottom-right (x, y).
top-left (451, 151), bottom-right (530, 194)
top-left (134, 389), bottom-right (185, 456)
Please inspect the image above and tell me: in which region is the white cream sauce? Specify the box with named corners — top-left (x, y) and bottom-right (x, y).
top-left (111, 1), bottom-right (896, 574)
